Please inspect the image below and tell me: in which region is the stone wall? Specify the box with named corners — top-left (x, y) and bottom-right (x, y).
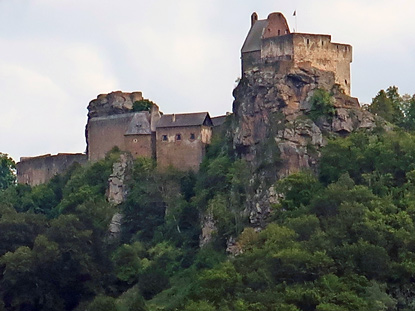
top-left (17, 153), bottom-right (87, 186)
top-left (87, 114), bottom-right (136, 161)
top-left (86, 91), bottom-right (161, 162)
top-left (124, 134), bottom-right (153, 158)
top-left (262, 12), bottom-right (290, 39)
top-left (156, 125), bottom-right (211, 171)
top-left (292, 34), bottom-right (352, 95)
top-left (261, 33), bottom-right (352, 94)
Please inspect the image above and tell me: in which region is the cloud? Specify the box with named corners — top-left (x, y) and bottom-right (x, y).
top-left (0, 36), bottom-right (120, 160)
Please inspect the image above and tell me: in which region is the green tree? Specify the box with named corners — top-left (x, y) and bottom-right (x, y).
top-left (369, 87), bottom-right (404, 124)
top-left (308, 88), bottom-right (336, 122)
top-left (0, 153), bottom-right (15, 190)
top-left (86, 295), bottom-right (117, 311)
top-left (133, 99), bottom-right (154, 112)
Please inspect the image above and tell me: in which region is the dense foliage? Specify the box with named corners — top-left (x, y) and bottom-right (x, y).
top-left (2, 87), bottom-right (415, 310)
top-left (367, 86), bottom-right (415, 130)
top-left (0, 153), bottom-right (15, 190)
top-left (133, 100), bottom-right (155, 112)
top-left (308, 88), bottom-right (336, 122)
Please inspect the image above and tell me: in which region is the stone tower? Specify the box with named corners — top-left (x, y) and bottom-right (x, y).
top-left (241, 12), bottom-right (353, 95)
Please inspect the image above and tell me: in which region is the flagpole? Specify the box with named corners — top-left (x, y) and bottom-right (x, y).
top-left (293, 10), bottom-right (297, 32)
top-left (295, 10), bottom-right (297, 33)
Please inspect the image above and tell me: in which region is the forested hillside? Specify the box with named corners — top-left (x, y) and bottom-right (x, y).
top-left (2, 87), bottom-right (415, 310)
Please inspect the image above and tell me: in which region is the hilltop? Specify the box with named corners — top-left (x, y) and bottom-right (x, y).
top-left (2, 11), bottom-right (415, 311)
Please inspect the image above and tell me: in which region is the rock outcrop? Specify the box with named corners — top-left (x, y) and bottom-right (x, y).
top-left (199, 212), bottom-right (216, 248)
top-left (232, 62), bottom-right (377, 227)
top-left (88, 91), bottom-right (144, 118)
top-left (107, 153), bottom-right (133, 205)
top-left (107, 152), bottom-right (133, 239)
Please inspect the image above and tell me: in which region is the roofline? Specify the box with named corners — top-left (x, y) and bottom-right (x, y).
top-left (161, 112), bottom-right (210, 116)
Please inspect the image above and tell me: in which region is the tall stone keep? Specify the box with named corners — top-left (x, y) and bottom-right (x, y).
top-left (241, 12), bottom-right (353, 95)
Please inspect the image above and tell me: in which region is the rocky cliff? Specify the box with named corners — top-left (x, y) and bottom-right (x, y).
top-left (107, 152), bottom-right (133, 239)
top-left (231, 62), bottom-right (377, 227)
top-left (87, 91), bottom-right (144, 118)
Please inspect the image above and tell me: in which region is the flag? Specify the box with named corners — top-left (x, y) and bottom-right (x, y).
top-left (293, 10), bottom-right (296, 16)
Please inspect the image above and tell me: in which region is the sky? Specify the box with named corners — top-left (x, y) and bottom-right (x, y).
top-left (1, 0), bottom-right (415, 162)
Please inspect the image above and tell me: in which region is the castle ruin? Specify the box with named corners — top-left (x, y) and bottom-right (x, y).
top-left (241, 12), bottom-right (352, 95)
top-left (17, 11), bottom-right (353, 186)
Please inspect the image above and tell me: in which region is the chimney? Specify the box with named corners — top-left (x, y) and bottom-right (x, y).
top-left (251, 12), bottom-right (258, 27)
top-left (172, 114), bottom-right (176, 122)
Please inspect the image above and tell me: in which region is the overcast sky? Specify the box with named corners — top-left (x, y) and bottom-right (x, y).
top-left (1, 0), bottom-right (415, 162)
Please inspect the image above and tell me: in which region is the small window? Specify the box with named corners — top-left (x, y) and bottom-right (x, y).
top-left (176, 134), bottom-right (181, 141)
top-left (278, 29), bottom-right (281, 36)
top-left (190, 133), bottom-right (195, 140)
top-left (133, 138), bottom-right (138, 143)
top-left (321, 40), bottom-right (324, 46)
top-left (307, 39), bottom-right (310, 45)
top-left (162, 135), bottom-right (167, 141)
top-left (345, 80), bottom-right (348, 85)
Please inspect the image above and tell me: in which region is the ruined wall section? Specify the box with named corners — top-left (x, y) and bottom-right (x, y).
top-left (261, 34), bottom-right (294, 61)
top-left (86, 91), bottom-right (161, 162)
top-left (292, 34), bottom-right (352, 95)
top-left (156, 126), bottom-right (211, 171)
top-left (17, 153), bottom-right (87, 186)
top-left (241, 50), bottom-right (261, 74)
top-left (87, 114), bottom-right (134, 161)
top-left (261, 33), bottom-right (352, 94)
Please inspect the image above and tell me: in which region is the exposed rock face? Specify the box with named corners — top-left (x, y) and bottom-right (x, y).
top-left (107, 153), bottom-right (133, 205)
top-left (109, 213), bottom-right (123, 238)
top-left (232, 62), bottom-right (376, 227)
top-left (107, 153), bottom-right (133, 239)
top-left (199, 212), bottom-right (216, 248)
top-left (88, 91), bottom-right (144, 118)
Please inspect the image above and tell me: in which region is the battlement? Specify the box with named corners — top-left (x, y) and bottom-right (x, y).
top-left (242, 12), bottom-right (353, 95)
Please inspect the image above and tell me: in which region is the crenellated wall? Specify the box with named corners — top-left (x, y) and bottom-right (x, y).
top-left (260, 33), bottom-right (352, 94)
top-left (241, 12), bottom-right (353, 95)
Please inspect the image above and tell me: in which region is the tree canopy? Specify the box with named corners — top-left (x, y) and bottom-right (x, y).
top-left (0, 153), bottom-right (16, 190)
top-left (2, 86), bottom-right (415, 310)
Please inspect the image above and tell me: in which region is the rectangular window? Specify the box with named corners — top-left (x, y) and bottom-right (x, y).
top-left (176, 134), bottom-right (181, 141)
top-left (190, 133), bottom-right (195, 140)
top-left (162, 135), bottom-right (167, 141)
